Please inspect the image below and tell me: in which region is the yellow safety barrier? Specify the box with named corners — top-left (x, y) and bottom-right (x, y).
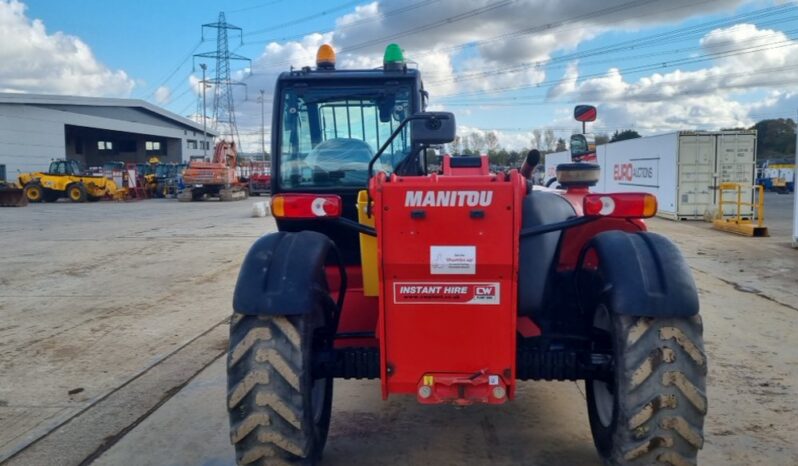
top-left (712, 183), bottom-right (768, 237)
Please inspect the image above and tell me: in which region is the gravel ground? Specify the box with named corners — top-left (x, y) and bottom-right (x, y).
top-left (0, 196), bottom-right (796, 465)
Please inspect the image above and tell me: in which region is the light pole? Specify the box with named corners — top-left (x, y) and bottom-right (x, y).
top-left (258, 89), bottom-right (266, 161)
top-left (200, 63), bottom-right (208, 158)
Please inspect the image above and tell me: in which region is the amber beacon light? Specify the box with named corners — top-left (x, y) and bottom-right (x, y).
top-left (316, 44), bottom-right (336, 69)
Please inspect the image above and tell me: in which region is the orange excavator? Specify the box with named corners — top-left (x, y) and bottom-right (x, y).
top-left (178, 140), bottom-right (247, 202)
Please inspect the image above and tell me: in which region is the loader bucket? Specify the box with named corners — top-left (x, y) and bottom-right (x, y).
top-left (0, 185), bottom-right (27, 207)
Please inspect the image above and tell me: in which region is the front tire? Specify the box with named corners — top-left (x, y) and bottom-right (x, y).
top-left (23, 183), bottom-right (43, 202)
top-left (587, 306), bottom-right (707, 466)
top-left (227, 313), bottom-right (333, 465)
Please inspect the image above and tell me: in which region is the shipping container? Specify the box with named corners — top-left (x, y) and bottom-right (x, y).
top-left (543, 131), bottom-right (757, 220)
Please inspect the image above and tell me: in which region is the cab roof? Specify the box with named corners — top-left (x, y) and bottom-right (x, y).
top-left (277, 67), bottom-right (421, 83)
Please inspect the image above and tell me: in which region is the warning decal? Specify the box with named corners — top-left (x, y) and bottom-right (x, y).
top-left (393, 282), bottom-right (500, 305)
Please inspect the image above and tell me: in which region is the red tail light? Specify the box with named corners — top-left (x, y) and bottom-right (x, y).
top-left (271, 194), bottom-right (342, 219)
top-left (583, 193), bottom-right (657, 218)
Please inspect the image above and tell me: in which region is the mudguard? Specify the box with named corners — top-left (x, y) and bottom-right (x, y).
top-left (233, 230), bottom-right (333, 316)
top-left (587, 231), bottom-right (699, 317)
top-left (518, 190), bottom-right (577, 316)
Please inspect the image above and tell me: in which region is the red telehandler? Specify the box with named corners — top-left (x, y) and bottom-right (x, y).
top-left (227, 44), bottom-right (706, 466)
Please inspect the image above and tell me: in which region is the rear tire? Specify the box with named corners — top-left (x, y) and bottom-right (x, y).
top-left (227, 312), bottom-right (333, 465)
top-left (587, 307), bottom-right (707, 466)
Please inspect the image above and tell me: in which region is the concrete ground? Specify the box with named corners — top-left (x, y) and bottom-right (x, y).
top-left (1, 193), bottom-right (796, 466)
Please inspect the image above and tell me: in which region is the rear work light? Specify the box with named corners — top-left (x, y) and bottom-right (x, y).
top-left (271, 194), bottom-right (342, 219)
top-left (583, 193), bottom-right (657, 218)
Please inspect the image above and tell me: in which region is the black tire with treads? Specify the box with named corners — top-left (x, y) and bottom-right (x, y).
top-left (587, 308), bottom-right (707, 466)
top-left (227, 312), bottom-right (333, 465)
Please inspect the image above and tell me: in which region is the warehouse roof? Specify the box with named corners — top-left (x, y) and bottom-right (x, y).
top-left (0, 92), bottom-right (217, 136)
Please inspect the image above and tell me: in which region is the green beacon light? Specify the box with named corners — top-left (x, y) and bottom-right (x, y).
top-left (383, 43), bottom-right (405, 70)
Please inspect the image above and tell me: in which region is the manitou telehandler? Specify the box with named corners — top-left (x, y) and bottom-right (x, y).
top-left (227, 44), bottom-right (707, 466)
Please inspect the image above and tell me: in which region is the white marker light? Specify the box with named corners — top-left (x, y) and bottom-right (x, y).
top-left (492, 386), bottom-right (506, 399)
top-left (311, 197), bottom-right (328, 216)
top-left (418, 385), bottom-right (433, 399)
top-left (599, 196), bottom-right (615, 215)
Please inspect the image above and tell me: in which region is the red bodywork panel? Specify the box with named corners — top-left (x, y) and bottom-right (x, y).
top-left (323, 175), bottom-right (649, 406)
top-left (371, 169), bottom-right (526, 402)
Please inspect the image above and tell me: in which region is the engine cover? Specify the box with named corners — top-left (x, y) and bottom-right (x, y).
top-left (371, 170), bottom-right (526, 403)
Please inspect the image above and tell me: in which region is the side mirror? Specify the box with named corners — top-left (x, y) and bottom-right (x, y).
top-left (574, 105), bottom-right (597, 122)
top-left (410, 112), bottom-right (456, 145)
top-left (570, 133), bottom-right (597, 163)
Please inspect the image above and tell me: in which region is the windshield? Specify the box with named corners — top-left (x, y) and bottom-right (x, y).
top-left (279, 85), bottom-right (413, 188)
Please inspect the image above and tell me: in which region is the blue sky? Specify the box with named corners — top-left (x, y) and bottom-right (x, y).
top-left (5, 0), bottom-right (798, 151)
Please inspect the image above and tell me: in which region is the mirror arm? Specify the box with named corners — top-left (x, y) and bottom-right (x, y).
top-left (367, 114), bottom-right (427, 181)
top-left (365, 114), bottom-right (429, 217)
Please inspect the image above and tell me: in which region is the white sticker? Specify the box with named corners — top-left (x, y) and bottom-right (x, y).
top-left (488, 375), bottom-right (499, 386)
top-left (430, 246), bottom-right (476, 275)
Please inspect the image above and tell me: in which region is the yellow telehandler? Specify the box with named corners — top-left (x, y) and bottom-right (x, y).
top-left (17, 159), bottom-right (125, 203)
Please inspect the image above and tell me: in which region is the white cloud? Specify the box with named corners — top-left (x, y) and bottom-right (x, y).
top-left (547, 61), bottom-right (579, 100)
top-left (153, 86), bottom-right (171, 104)
top-left (0, 0), bottom-right (134, 96)
top-left (228, 0), bottom-right (752, 150)
top-left (548, 23), bottom-right (798, 133)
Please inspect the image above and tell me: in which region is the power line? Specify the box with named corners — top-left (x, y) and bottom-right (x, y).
top-left (246, 0), bottom-right (517, 71)
top-left (441, 63), bottom-right (798, 108)
top-left (138, 40), bottom-right (204, 100)
top-left (437, 38), bottom-right (798, 99)
top-left (245, 0), bottom-right (695, 73)
top-left (243, 0), bottom-right (364, 37)
top-left (429, 23), bottom-right (798, 93)
top-left (228, 0), bottom-right (288, 15)
top-left (243, 0), bottom-right (441, 45)
top-left (428, 3), bottom-right (798, 86)
top-left (177, 2), bottom-right (798, 144)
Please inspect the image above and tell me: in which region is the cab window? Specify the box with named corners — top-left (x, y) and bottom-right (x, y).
top-left (279, 85), bottom-right (412, 188)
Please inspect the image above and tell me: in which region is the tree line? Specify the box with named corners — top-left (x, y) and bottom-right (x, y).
top-left (449, 128), bottom-right (641, 167)
top-left (723, 118), bottom-right (795, 161)
top-left (450, 118), bottom-right (795, 167)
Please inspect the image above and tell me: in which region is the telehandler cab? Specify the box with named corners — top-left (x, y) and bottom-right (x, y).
top-left (228, 44), bottom-right (706, 466)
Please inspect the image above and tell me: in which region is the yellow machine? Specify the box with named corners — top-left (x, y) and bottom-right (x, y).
top-left (143, 157), bottom-right (160, 196)
top-left (712, 182), bottom-right (769, 237)
top-left (18, 159), bottom-right (124, 203)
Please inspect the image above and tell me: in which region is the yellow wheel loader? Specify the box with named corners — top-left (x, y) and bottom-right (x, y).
top-left (17, 160), bottom-right (125, 203)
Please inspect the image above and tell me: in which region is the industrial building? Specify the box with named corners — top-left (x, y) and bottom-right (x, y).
top-left (0, 93), bottom-right (217, 182)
